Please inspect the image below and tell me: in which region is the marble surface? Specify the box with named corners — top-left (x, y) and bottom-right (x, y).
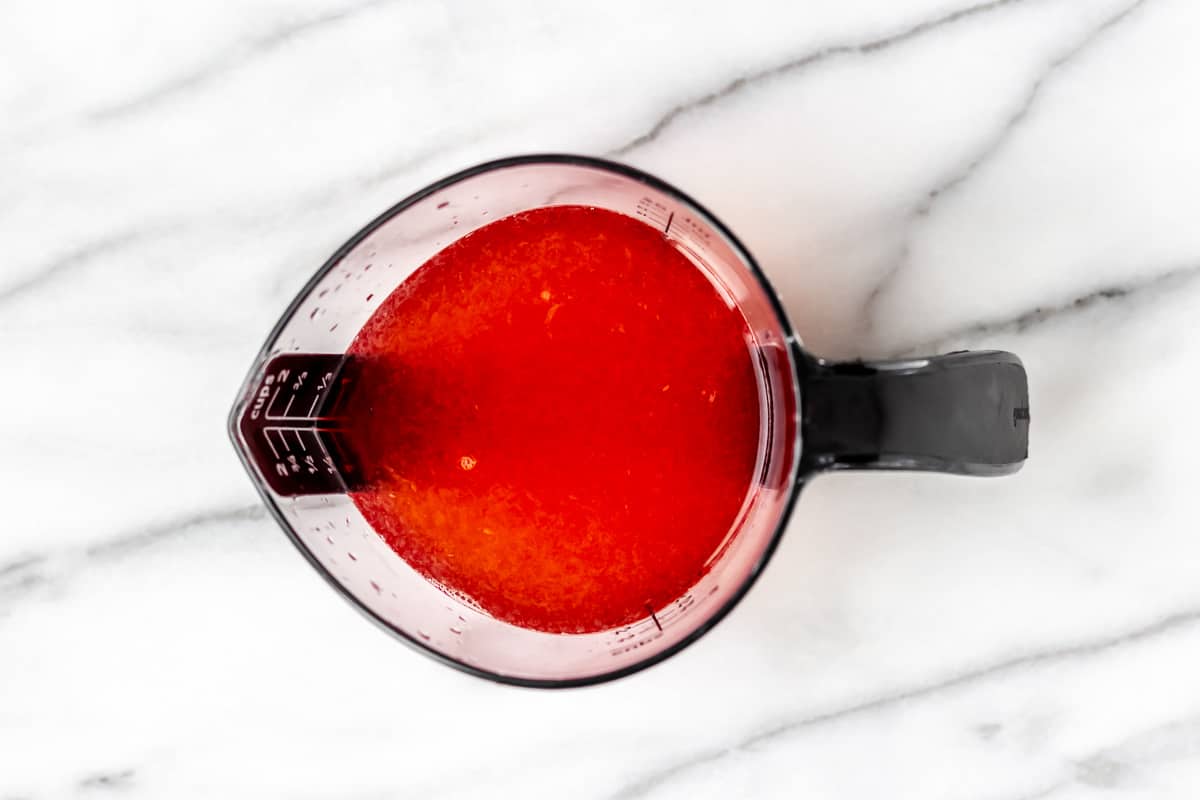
top-left (3, 0), bottom-right (1200, 796)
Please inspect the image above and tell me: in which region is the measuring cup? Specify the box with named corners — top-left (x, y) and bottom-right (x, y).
top-left (229, 154), bottom-right (1029, 687)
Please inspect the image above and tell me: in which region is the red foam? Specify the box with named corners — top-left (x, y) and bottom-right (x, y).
top-left (345, 206), bottom-right (760, 633)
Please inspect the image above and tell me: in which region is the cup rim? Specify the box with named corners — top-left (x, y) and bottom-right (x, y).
top-left (227, 153), bottom-right (807, 688)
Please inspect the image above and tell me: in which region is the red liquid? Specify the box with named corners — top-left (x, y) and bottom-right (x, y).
top-left (344, 206), bottom-right (760, 633)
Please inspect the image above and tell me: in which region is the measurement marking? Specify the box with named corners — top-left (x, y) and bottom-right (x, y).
top-left (263, 429), bottom-right (280, 458)
top-left (295, 430), bottom-right (307, 451)
top-left (279, 430), bottom-right (291, 452)
top-left (283, 394), bottom-right (296, 417)
top-left (308, 393), bottom-right (321, 417)
top-left (264, 387), bottom-right (282, 419)
top-left (649, 607), bottom-right (663, 632)
top-left (664, 212), bottom-right (674, 234)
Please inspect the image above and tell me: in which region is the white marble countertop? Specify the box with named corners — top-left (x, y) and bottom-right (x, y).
top-left (4, 0), bottom-right (1200, 796)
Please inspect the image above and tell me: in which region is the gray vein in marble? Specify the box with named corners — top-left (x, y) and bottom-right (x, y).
top-left (356, 138), bottom-right (479, 192)
top-left (609, 0), bottom-right (1032, 157)
top-left (83, 0), bottom-right (406, 125)
top-left (2, 205), bottom-right (324, 311)
top-left (861, 0), bottom-right (1152, 332)
top-left (84, 504), bottom-right (265, 559)
top-left (894, 261), bottom-right (1200, 356)
top-left (0, 228), bottom-right (163, 308)
top-left (975, 722), bottom-right (1004, 741)
top-left (0, 554), bottom-right (45, 578)
top-left (1085, 714), bottom-right (1200, 775)
top-left (272, 131), bottom-right (485, 236)
top-left (0, 570), bottom-right (49, 602)
top-left (78, 768), bottom-right (136, 791)
top-left (608, 604), bottom-right (1200, 800)
top-left (997, 714), bottom-right (1200, 800)
top-left (0, 505), bottom-right (263, 609)
top-left (1003, 781), bottom-right (1070, 800)
top-left (1, 135), bottom-right (474, 312)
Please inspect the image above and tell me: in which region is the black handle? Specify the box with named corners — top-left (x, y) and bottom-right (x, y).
top-left (799, 349), bottom-right (1029, 476)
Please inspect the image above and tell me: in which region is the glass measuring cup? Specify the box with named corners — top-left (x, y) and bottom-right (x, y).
top-left (229, 154), bottom-right (1029, 687)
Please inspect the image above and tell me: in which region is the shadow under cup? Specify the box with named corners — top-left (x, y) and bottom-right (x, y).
top-left (229, 156), bottom-right (803, 686)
